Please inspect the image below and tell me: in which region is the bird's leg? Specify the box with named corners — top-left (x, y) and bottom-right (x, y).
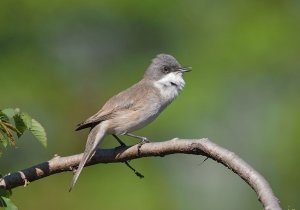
top-left (112, 134), bottom-right (126, 147)
top-left (122, 133), bottom-right (150, 156)
top-left (123, 133), bottom-right (150, 144)
top-left (112, 134), bottom-right (144, 179)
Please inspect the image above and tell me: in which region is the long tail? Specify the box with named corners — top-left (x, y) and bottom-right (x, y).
top-left (69, 123), bottom-right (106, 191)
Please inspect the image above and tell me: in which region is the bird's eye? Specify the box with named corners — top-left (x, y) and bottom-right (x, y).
top-left (163, 66), bottom-right (170, 73)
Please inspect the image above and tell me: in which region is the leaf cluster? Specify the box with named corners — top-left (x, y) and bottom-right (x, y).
top-left (0, 108), bottom-right (47, 209)
top-left (0, 108), bottom-right (47, 156)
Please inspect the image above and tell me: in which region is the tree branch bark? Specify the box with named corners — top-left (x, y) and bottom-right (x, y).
top-left (0, 138), bottom-right (281, 210)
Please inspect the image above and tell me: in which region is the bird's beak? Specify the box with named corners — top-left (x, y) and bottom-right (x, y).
top-left (178, 66), bottom-right (192, 73)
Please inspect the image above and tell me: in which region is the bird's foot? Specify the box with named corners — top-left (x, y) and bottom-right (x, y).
top-left (137, 137), bottom-right (150, 156)
top-left (140, 137), bottom-right (151, 144)
top-left (121, 133), bottom-right (150, 155)
top-left (139, 137), bottom-right (150, 144)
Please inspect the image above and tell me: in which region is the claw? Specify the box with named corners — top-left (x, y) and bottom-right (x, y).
top-left (140, 137), bottom-right (150, 144)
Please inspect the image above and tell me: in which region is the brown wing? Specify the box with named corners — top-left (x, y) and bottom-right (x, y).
top-left (75, 79), bottom-right (157, 131)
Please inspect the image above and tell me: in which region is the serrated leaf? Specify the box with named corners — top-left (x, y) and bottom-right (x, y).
top-left (1, 109), bottom-right (17, 119)
top-left (19, 112), bottom-right (32, 128)
top-left (0, 197), bottom-right (18, 210)
top-left (29, 119), bottom-right (47, 148)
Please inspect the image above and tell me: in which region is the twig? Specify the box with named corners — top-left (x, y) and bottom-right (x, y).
top-left (0, 138), bottom-right (281, 210)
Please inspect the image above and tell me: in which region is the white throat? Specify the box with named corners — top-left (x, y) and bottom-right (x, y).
top-left (154, 72), bottom-right (185, 104)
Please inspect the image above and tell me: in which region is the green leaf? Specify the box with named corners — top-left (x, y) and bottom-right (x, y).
top-left (29, 119), bottom-right (47, 148)
top-left (0, 188), bottom-right (12, 198)
top-left (19, 112), bottom-right (32, 128)
top-left (0, 130), bottom-right (9, 148)
top-left (0, 197), bottom-right (18, 210)
top-left (13, 115), bottom-right (26, 137)
top-left (13, 112), bottom-right (32, 138)
top-left (0, 197), bottom-right (5, 207)
top-left (0, 123), bottom-right (16, 147)
top-left (2, 122), bottom-right (21, 136)
top-left (0, 111), bottom-right (9, 123)
top-left (1, 109), bottom-right (17, 119)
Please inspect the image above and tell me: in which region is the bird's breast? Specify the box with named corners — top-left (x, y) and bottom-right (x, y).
top-left (107, 102), bottom-right (162, 134)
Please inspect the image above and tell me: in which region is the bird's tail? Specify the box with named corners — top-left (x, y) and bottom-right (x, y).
top-left (69, 123), bottom-right (106, 192)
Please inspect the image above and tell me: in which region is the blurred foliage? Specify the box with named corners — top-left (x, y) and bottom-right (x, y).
top-left (0, 108), bottom-right (47, 209)
top-left (0, 0), bottom-right (299, 210)
top-left (0, 187), bottom-right (17, 210)
top-left (0, 108), bottom-right (47, 152)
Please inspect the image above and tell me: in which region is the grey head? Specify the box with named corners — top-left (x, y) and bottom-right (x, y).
top-left (144, 54), bottom-right (191, 80)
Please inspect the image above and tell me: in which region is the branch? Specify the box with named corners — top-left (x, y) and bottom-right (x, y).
top-left (0, 138), bottom-right (281, 210)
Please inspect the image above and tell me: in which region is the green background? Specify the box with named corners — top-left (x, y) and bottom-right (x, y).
top-left (1, 0), bottom-right (299, 209)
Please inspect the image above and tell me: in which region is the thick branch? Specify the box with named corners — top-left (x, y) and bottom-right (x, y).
top-left (0, 138), bottom-right (281, 210)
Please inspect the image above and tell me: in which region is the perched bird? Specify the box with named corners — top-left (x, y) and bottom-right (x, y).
top-left (69, 54), bottom-right (191, 191)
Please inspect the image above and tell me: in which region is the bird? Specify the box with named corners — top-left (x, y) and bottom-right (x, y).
top-left (69, 54), bottom-right (191, 191)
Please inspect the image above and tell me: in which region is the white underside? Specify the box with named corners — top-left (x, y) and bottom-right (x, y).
top-left (154, 72), bottom-right (185, 104)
